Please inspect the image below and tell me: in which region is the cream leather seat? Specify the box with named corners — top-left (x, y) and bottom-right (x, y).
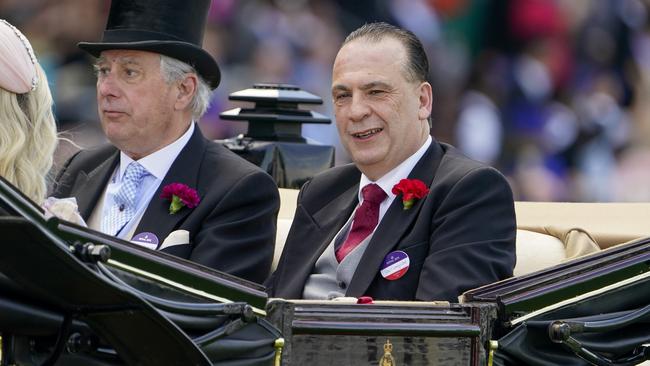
top-left (275, 189), bottom-right (299, 270)
top-left (514, 201), bottom-right (650, 249)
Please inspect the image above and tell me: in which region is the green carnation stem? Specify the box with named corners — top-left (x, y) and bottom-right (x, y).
top-left (403, 199), bottom-right (414, 210)
top-left (169, 195), bottom-right (184, 214)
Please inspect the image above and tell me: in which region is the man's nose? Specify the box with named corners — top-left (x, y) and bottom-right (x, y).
top-left (97, 73), bottom-right (120, 98)
top-left (349, 94), bottom-right (370, 122)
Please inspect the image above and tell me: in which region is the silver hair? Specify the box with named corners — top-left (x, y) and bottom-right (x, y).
top-left (159, 55), bottom-right (212, 120)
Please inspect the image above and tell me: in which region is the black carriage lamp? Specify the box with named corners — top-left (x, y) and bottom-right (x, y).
top-left (219, 83), bottom-right (331, 143)
top-left (218, 83), bottom-right (335, 189)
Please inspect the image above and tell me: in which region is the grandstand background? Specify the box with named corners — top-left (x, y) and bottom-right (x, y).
top-left (3, 0), bottom-right (650, 202)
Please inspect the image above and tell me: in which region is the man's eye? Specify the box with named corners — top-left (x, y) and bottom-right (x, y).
top-left (95, 67), bottom-right (110, 77)
top-left (125, 69), bottom-right (139, 77)
top-left (369, 89), bottom-right (385, 95)
top-left (334, 93), bottom-right (350, 101)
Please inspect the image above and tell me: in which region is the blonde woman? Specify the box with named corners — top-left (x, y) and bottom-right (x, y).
top-left (0, 19), bottom-right (57, 204)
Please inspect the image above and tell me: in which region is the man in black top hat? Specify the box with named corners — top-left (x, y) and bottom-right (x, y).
top-left (53, 0), bottom-right (280, 284)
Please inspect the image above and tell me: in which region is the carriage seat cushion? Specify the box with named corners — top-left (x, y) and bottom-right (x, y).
top-left (513, 227), bottom-right (600, 276)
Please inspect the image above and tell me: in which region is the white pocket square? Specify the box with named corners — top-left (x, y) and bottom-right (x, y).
top-left (159, 230), bottom-right (190, 250)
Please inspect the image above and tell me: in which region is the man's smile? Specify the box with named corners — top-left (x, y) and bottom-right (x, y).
top-left (351, 128), bottom-right (383, 140)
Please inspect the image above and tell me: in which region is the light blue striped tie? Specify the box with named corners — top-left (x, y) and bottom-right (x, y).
top-left (102, 162), bottom-right (149, 236)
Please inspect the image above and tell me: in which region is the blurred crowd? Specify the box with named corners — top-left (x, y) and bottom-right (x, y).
top-left (3, 0), bottom-right (650, 202)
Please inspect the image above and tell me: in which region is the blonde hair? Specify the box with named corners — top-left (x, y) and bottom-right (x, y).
top-left (0, 64), bottom-right (57, 204)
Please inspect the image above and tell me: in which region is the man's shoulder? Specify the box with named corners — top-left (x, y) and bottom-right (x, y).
top-left (59, 144), bottom-right (117, 174)
top-left (193, 141), bottom-right (279, 208)
top-left (198, 140), bottom-right (277, 195)
top-left (296, 163), bottom-right (360, 206)
top-left (52, 144), bottom-right (118, 197)
top-left (200, 140), bottom-right (275, 181)
top-left (312, 163), bottom-right (359, 180)
top-left (307, 163), bottom-right (359, 189)
top-left (436, 142), bottom-right (508, 187)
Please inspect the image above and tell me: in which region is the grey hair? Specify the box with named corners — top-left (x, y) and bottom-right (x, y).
top-left (159, 55), bottom-right (212, 120)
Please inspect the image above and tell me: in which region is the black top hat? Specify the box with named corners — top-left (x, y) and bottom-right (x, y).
top-left (78, 0), bottom-right (220, 89)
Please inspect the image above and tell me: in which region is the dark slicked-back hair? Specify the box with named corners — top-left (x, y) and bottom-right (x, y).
top-left (343, 22), bottom-right (429, 83)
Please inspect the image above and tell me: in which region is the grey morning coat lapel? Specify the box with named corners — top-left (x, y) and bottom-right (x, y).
top-left (346, 141), bottom-right (444, 297)
top-left (72, 151), bottom-right (119, 220)
top-left (133, 126), bottom-right (206, 246)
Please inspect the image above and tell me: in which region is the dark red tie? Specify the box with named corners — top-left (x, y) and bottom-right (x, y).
top-left (336, 183), bottom-right (387, 262)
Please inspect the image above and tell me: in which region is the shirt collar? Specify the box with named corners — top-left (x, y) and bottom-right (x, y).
top-left (359, 135), bottom-right (432, 202)
top-left (118, 122), bottom-right (195, 181)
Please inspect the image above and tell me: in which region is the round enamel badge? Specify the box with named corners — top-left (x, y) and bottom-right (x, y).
top-left (131, 232), bottom-right (159, 250)
top-left (380, 250), bottom-right (410, 280)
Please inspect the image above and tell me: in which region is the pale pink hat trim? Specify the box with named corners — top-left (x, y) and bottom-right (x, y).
top-left (0, 19), bottom-right (38, 94)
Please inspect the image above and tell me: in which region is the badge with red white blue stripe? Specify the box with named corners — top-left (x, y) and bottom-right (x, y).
top-left (380, 250), bottom-right (410, 280)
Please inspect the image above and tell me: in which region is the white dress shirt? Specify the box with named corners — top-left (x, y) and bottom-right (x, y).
top-left (358, 135), bottom-right (432, 224)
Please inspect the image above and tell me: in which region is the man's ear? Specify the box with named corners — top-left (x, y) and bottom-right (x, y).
top-left (417, 81), bottom-right (433, 121)
top-left (174, 74), bottom-right (198, 111)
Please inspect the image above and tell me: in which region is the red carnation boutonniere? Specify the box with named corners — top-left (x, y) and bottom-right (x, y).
top-left (161, 183), bottom-right (200, 214)
top-left (392, 178), bottom-right (429, 210)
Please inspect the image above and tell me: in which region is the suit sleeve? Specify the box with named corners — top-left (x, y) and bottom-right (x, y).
top-left (189, 169), bottom-right (280, 284)
top-left (415, 167), bottom-right (516, 301)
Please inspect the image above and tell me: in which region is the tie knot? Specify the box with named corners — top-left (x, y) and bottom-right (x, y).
top-left (362, 183), bottom-right (386, 204)
top-left (123, 161), bottom-right (148, 183)
top-left (114, 161), bottom-right (149, 207)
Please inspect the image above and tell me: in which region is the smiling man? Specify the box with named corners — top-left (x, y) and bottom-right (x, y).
top-left (268, 22), bottom-right (516, 301)
top-left (53, 0), bottom-right (279, 284)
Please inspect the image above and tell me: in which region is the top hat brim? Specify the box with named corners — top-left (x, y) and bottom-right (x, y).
top-left (78, 40), bottom-right (220, 89)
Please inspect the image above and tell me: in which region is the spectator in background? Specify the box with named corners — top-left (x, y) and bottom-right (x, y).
top-left (0, 19), bottom-right (57, 204)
